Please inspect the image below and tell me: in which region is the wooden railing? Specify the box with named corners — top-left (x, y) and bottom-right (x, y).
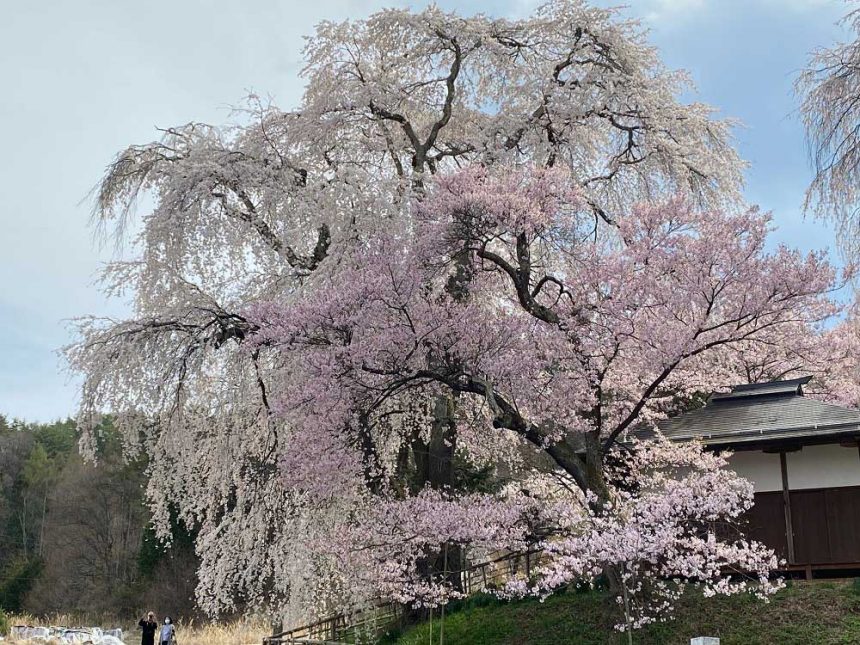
top-left (264, 602), bottom-right (400, 644)
top-left (263, 548), bottom-right (545, 645)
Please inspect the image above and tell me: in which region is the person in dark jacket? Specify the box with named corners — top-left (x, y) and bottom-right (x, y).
top-left (138, 612), bottom-right (158, 645)
top-left (160, 616), bottom-right (176, 645)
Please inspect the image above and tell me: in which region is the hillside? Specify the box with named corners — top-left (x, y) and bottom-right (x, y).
top-left (0, 416), bottom-right (199, 619)
top-left (381, 580), bottom-right (860, 645)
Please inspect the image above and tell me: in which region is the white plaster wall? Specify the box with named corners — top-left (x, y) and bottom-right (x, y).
top-left (786, 444), bottom-right (860, 490)
top-left (727, 451), bottom-right (783, 492)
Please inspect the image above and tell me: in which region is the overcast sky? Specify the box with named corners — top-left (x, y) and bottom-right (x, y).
top-left (0, 0), bottom-right (851, 422)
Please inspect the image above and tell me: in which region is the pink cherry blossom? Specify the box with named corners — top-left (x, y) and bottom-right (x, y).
top-left (243, 164), bottom-right (853, 625)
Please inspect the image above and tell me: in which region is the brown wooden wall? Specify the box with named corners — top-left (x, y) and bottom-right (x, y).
top-left (745, 491), bottom-right (789, 560)
top-left (745, 485), bottom-right (860, 566)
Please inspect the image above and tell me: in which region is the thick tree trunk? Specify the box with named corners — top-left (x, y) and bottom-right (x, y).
top-left (583, 432), bottom-right (611, 508)
top-left (409, 396), bottom-right (464, 594)
top-left (429, 397), bottom-right (456, 490)
top-left (581, 432), bottom-right (623, 594)
top-left (413, 244), bottom-right (474, 595)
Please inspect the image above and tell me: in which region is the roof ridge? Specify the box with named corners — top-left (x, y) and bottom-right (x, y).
top-left (709, 376), bottom-right (813, 402)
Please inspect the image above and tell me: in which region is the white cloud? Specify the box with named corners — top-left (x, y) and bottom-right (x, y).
top-left (626, 0), bottom-right (843, 26)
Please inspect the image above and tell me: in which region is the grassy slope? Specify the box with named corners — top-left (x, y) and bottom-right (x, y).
top-left (383, 580), bottom-right (860, 645)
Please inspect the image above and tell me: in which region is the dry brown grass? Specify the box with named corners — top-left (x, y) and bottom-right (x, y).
top-left (168, 618), bottom-right (269, 645)
top-left (5, 613), bottom-right (269, 645)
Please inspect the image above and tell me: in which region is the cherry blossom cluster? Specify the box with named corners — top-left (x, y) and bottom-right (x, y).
top-left (314, 488), bottom-right (539, 609)
top-left (243, 164), bottom-right (851, 625)
top-left (502, 440), bottom-right (782, 630)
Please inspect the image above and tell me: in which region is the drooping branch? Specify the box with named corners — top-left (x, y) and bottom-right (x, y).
top-left (423, 34), bottom-right (464, 156)
top-left (359, 364), bottom-right (589, 492)
top-left (216, 183), bottom-right (331, 273)
top-left (476, 242), bottom-right (562, 326)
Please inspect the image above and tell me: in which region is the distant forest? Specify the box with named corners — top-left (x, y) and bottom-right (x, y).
top-left (0, 415), bottom-right (199, 618)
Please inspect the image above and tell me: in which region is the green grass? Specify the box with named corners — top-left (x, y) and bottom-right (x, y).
top-left (381, 580), bottom-right (860, 645)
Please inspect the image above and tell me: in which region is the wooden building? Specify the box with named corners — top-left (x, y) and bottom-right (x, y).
top-left (660, 377), bottom-right (860, 577)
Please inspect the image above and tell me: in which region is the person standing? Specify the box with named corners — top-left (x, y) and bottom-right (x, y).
top-left (160, 616), bottom-right (176, 645)
top-left (138, 612), bottom-right (158, 645)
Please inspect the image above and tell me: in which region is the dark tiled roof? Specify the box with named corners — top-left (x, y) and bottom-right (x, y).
top-left (709, 376), bottom-right (811, 402)
top-left (659, 377), bottom-right (860, 447)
